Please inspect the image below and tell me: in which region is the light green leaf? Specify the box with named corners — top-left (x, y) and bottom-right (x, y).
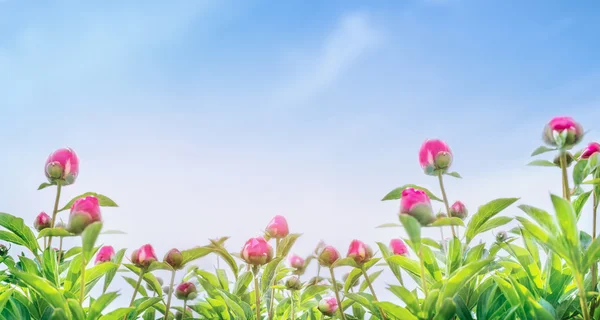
top-left (382, 184), bottom-right (443, 202)
top-left (477, 216), bottom-right (513, 234)
top-left (277, 233), bottom-right (302, 257)
top-left (433, 298), bottom-right (457, 320)
top-left (573, 190), bottom-right (592, 219)
top-left (331, 257), bottom-right (360, 269)
top-left (582, 178), bottom-right (600, 184)
top-left (98, 308), bottom-right (135, 320)
top-left (446, 171), bottom-right (462, 179)
top-left (0, 212), bottom-right (39, 254)
top-left (440, 258), bottom-right (493, 302)
top-left (180, 246), bottom-right (212, 265)
top-left (527, 160), bottom-right (557, 167)
top-left (87, 291), bottom-right (119, 320)
top-left (233, 271), bottom-right (253, 297)
top-left (37, 228), bottom-right (76, 239)
top-left (82, 222), bottom-right (103, 261)
top-left (260, 257), bottom-right (283, 294)
top-left (573, 159), bottom-right (589, 185)
top-left (518, 205), bottom-right (557, 234)
top-left (38, 182), bottom-right (56, 190)
top-left (67, 299), bottom-right (85, 320)
top-left (10, 269), bottom-right (68, 311)
top-left (375, 223), bottom-right (402, 228)
top-left (551, 194), bottom-right (579, 251)
top-left (58, 192), bottom-right (118, 213)
top-left (465, 198), bottom-right (519, 244)
top-left (429, 217), bottom-right (465, 227)
top-left (374, 302), bottom-right (418, 320)
top-left (399, 215), bottom-right (421, 250)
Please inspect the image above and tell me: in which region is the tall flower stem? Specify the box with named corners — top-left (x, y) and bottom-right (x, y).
top-left (577, 273), bottom-right (591, 320)
top-left (253, 266), bottom-right (261, 320)
top-left (329, 267), bottom-right (347, 320)
top-left (361, 266), bottom-right (387, 320)
top-left (183, 300), bottom-right (188, 318)
top-left (129, 270), bottom-right (145, 307)
top-left (268, 239), bottom-right (280, 320)
top-left (163, 270), bottom-right (177, 320)
top-left (418, 247), bottom-right (428, 296)
top-left (560, 152), bottom-right (571, 201)
top-left (47, 183), bottom-right (63, 248)
top-left (437, 172), bottom-right (457, 238)
top-left (290, 291), bottom-right (295, 320)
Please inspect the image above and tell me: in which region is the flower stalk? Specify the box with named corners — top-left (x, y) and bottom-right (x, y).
top-left (163, 270), bottom-right (176, 320)
top-left (329, 267), bottom-right (347, 320)
top-left (438, 172), bottom-right (457, 237)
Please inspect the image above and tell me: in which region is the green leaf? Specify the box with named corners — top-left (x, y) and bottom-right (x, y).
top-left (465, 198), bottom-right (519, 244)
top-left (0, 230), bottom-right (28, 247)
top-left (98, 307), bottom-right (135, 320)
top-left (587, 153), bottom-right (600, 172)
top-left (433, 298), bottom-right (457, 320)
top-left (134, 297), bottom-right (161, 317)
top-left (551, 194), bottom-right (579, 251)
top-left (123, 277), bottom-right (148, 297)
top-left (399, 215), bottom-right (421, 250)
top-left (37, 228), bottom-right (76, 239)
top-left (87, 291), bottom-right (119, 320)
top-left (382, 184), bottom-right (443, 202)
top-left (277, 233), bottom-right (302, 257)
top-left (387, 255), bottom-right (434, 284)
top-left (374, 302), bottom-right (418, 320)
top-left (518, 205), bottom-right (558, 234)
top-left (446, 171), bottom-right (462, 179)
top-left (10, 269), bottom-right (68, 311)
top-left (446, 237), bottom-right (462, 275)
top-left (82, 222), bottom-right (103, 262)
top-left (67, 299), bottom-right (85, 320)
top-left (260, 257), bottom-right (283, 294)
top-left (180, 246), bottom-right (212, 265)
top-left (583, 236), bottom-right (600, 269)
top-left (573, 190), bottom-right (592, 219)
top-left (0, 288), bottom-right (14, 310)
top-left (358, 270), bottom-right (384, 292)
top-left (100, 230), bottom-right (126, 235)
top-left (233, 271), bottom-right (253, 297)
top-left (0, 212), bottom-right (40, 254)
top-left (573, 159), bottom-right (589, 185)
top-left (42, 248), bottom-right (60, 287)
top-left (375, 223), bottom-right (402, 228)
top-left (38, 182), bottom-right (56, 190)
top-left (531, 146), bottom-right (556, 156)
top-left (72, 263), bottom-right (118, 294)
top-left (583, 178), bottom-right (600, 184)
top-left (58, 192), bottom-right (118, 213)
top-left (428, 217), bottom-right (465, 227)
top-left (477, 216), bottom-right (513, 234)
top-left (527, 160), bottom-right (557, 167)
top-left (300, 285), bottom-right (329, 304)
top-left (331, 257), bottom-right (360, 269)
top-left (440, 258), bottom-right (494, 302)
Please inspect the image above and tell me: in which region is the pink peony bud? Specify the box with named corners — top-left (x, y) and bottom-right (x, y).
top-left (449, 201), bottom-right (468, 220)
top-left (389, 239), bottom-right (408, 256)
top-left (543, 116), bottom-right (584, 148)
top-left (175, 282), bottom-right (198, 300)
top-left (346, 240), bottom-right (373, 265)
top-left (241, 237), bottom-right (273, 266)
top-left (265, 215), bottom-right (289, 239)
top-left (164, 248), bottom-right (184, 269)
top-left (581, 142), bottom-right (600, 160)
top-left (34, 212), bottom-right (52, 231)
top-left (95, 246), bottom-right (115, 265)
top-left (288, 254), bottom-right (305, 269)
top-left (318, 245), bottom-right (340, 267)
top-left (67, 196), bottom-right (102, 234)
top-left (419, 139), bottom-right (452, 175)
top-left (45, 148), bottom-right (79, 185)
top-left (133, 244), bottom-right (158, 269)
top-left (400, 188), bottom-right (434, 226)
top-left (318, 297), bottom-right (338, 316)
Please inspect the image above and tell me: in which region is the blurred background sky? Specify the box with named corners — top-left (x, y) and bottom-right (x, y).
top-left (1, 0), bottom-right (600, 305)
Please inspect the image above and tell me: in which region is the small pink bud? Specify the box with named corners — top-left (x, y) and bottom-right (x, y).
top-left (543, 116), bottom-right (584, 148)
top-left (67, 196), bottom-right (102, 234)
top-left (581, 142), bottom-right (600, 160)
top-left (164, 248), bottom-right (184, 269)
top-left (34, 212), bottom-right (52, 231)
top-left (45, 148), bottom-right (79, 185)
top-left (318, 245), bottom-right (340, 267)
top-left (175, 282), bottom-right (197, 300)
top-left (346, 240), bottom-right (373, 265)
top-left (95, 246), bottom-right (115, 264)
top-left (288, 254), bottom-right (305, 269)
top-left (241, 237), bottom-right (273, 266)
top-left (318, 297), bottom-right (338, 316)
top-left (400, 188), bottom-right (434, 226)
top-left (449, 201), bottom-right (468, 220)
top-left (133, 244), bottom-right (158, 269)
top-left (419, 139), bottom-right (453, 175)
top-left (265, 215), bottom-right (289, 239)
top-left (389, 239), bottom-right (408, 256)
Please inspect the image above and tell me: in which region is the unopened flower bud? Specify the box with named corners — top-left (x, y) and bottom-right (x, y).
top-left (94, 246), bottom-right (115, 265)
top-left (0, 244), bottom-right (9, 257)
top-left (543, 116), bottom-right (584, 149)
top-left (347, 240), bottom-right (373, 265)
top-left (400, 188), bottom-right (434, 226)
top-left (581, 142), bottom-right (600, 160)
top-left (318, 297), bottom-right (338, 316)
top-left (419, 139), bottom-right (453, 175)
top-left (449, 201), bottom-right (468, 220)
top-left (44, 148), bottom-right (79, 185)
top-left (285, 276), bottom-right (302, 290)
top-left (175, 282), bottom-right (197, 300)
top-left (132, 244), bottom-right (158, 269)
top-left (496, 231), bottom-right (508, 243)
top-left (288, 254), bottom-right (305, 270)
top-left (318, 246), bottom-right (340, 267)
top-left (241, 237), bottom-right (273, 266)
top-left (67, 196), bottom-right (101, 234)
top-left (389, 239), bottom-right (408, 256)
top-left (265, 215), bottom-right (290, 239)
top-left (34, 212), bottom-right (52, 231)
top-left (164, 248), bottom-right (184, 269)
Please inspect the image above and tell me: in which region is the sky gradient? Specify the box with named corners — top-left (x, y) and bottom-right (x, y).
top-left (2, 0), bottom-right (600, 305)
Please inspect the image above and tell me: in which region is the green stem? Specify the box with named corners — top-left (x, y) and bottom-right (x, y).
top-left (577, 273), bottom-right (591, 320)
top-left (183, 299), bottom-right (188, 318)
top-left (560, 152), bottom-right (571, 201)
top-left (361, 266), bottom-right (387, 320)
top-left (291, 291), bottom-right (295, 320)
top-left (329, 268), bottom-right (347, 320)
top-left (437, 172), bottom-right (457, 238)
top-left (47, 183), bottom-right (62, 249)
top-left (128, 270), bottom-right (145, 307)
top-left (57, 237), bottom-right (63, 264)
top-left (253, 267), bottom-right (261, 320)
top-left (163, 270), bottom-right (176, 320)
top-left (79, 255), bottom-right (86, 304)
top-left (268, 239), bottom-right (280, 320)
top-left (419, 247), bottom-right (428, 296)
top-left (591, 189), bottom-right (599, 317)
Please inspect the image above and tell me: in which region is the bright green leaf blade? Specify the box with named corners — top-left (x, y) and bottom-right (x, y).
top-left (573, 190), bottom-right (592, 220)
top-left (58, 193), bottom-right (118, 213)
top-left (518, 205), bottom-right (557, 234)
top-left (573, 159), bottom-right (589, 186)
top-left (0, 212), bottom-right (40, 254)
top-left (465, 198), bottom-right (519, 244)
top-left (477, 216), bottom-right (513, 234)
top-left (277, 233), bottom-right (302, 257)
top-left (260, 257), bottom-right (283, 294)
top-left (331, 257), bottom-right (360, 269)
top-left (180, 246), bottom-right (212, 265)
top-left (82, 222), bottom-right (103, 262)
top-left (550, 194), bottom-right (580, 252)
top-left (399, 215), bottom-right (421, 250)
top-left (374, 301), bottom-right (418, 320)
top-left (429, 217), bottom-right (465, 227)
top-left (531, 146), bottom-right (556, 156)
top-left (382, 184), bottom-right (443, 202)
top-left (440, 258), bottom-right (494, 302)
top-left (10, 269), bottom-right (68, 311)
top-left (37, 228), bottom-right (76, 239)
top-left (446, 171), bottom-right (462, 179)
top-left (87, 291), bottom-right (119, 320)
top-left (527, 160), bottom-right (557, 167)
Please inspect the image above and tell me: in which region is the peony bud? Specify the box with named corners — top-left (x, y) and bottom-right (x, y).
top-left (318, 297), bottom-right (338, 317)
top-left (34, 212), bottom-right (52, 231)
top-left (0, 244), bottom-right (8, 257)
top-left (449, 201), bottom-right (468, 220)
top-left (288, 254), bottom-right (305, 270)
top-left (543, 116), bottom-right (584, 149)
top-left (285, 276), bottom-right (302, 290)
top-left (45, 148), bottom-right (79, 185)
top-left (580, 142), bottom-right (600, 160)
top-left (94, 246), bottom-right (115, 265)
top-left (496, 231), bottom-right (508, 243)
top-left (67, 196), bottom-right (101, 234)
top-left (389, 239), bottom-right (408, 256)
top-left (241, 237), bottom-right (273, 266)
top-left (347, 240), bottom-right (373, 265)
top-left (132, 244), bottom-right (158, 269)
top-left (400, 188), bottom-right (434, 226)
top-left (147, 277), bottom-right (164, 291)
top-left (175, 282), bottom-right (197, 300)
top-left (164, 248), bottom-right (184, 269)
top-left (419, 139), bottom-right (453, 175)
top-left (318, 245), bottom-right (340, 267)
top-left (265, 215), bottom-right (289, 239)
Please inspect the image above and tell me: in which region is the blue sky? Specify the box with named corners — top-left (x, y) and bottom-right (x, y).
top-left (1, 0), bottom-right (600, 304)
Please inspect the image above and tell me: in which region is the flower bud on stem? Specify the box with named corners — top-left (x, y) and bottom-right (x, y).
top-left (328, 267), bottom-right (347, 320)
